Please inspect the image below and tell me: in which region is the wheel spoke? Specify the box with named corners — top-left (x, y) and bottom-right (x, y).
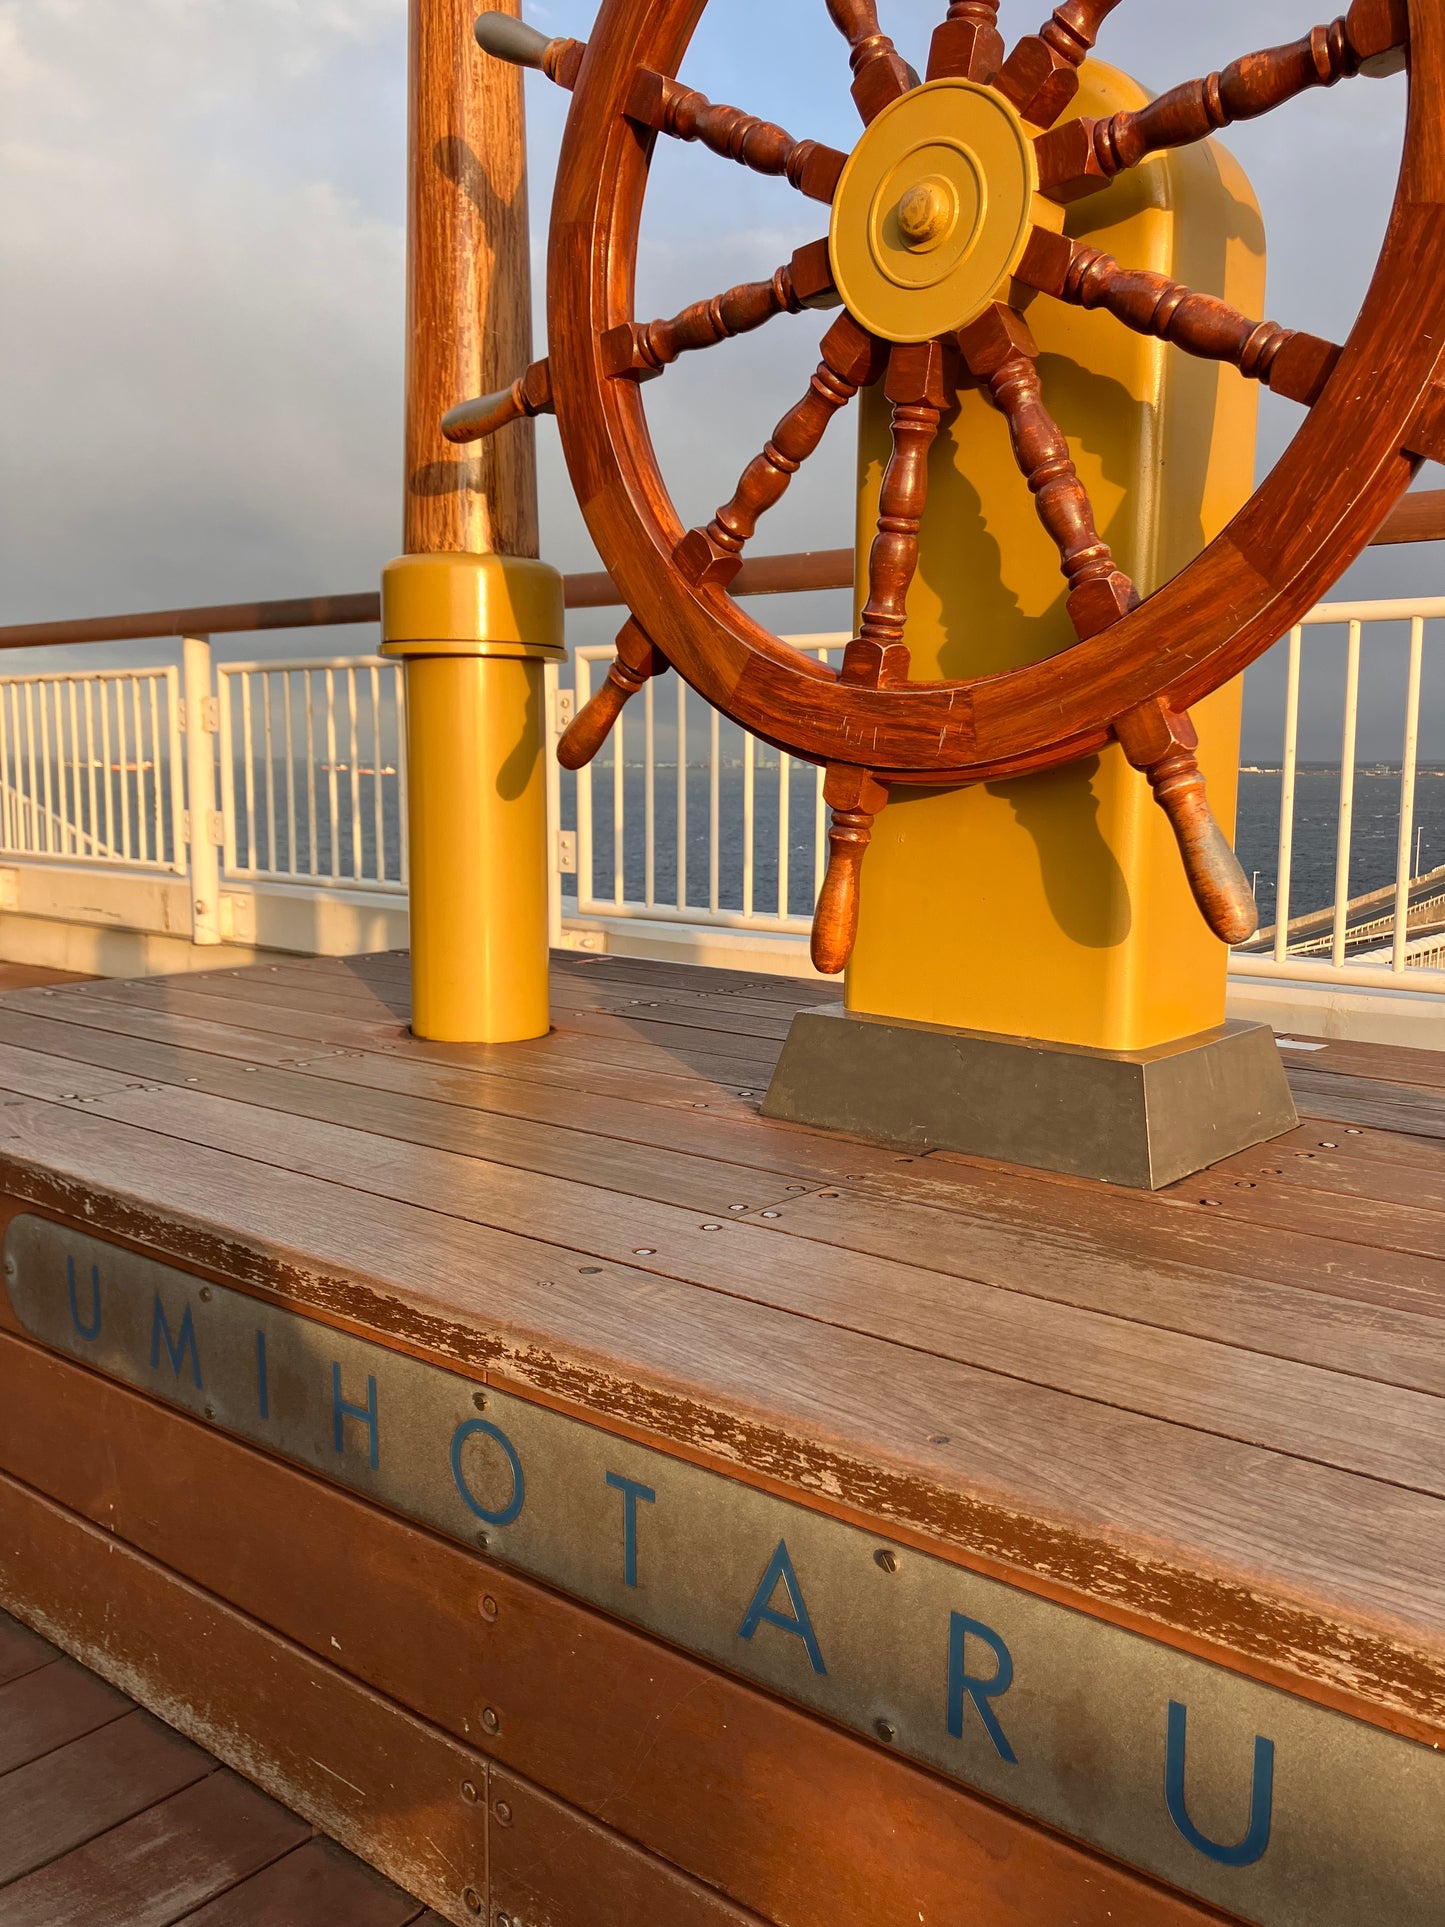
top-left (675, 316), bottom-right (888, 588)
top-left (997, 2), bottom-right (1126, 130)
top-left (603, 243), bottom-right (836, 382)
top-left (441, 360), bottom-right (552, 444)
top-left (928, 3), bottom-right (1005, 82)
top-left (473, 12), bottom-right (585, 90)
top-left (1116, 700), bottom-right (1260, 944)
top-left (958, 305), bottom-right (1136, 640)
top-left (627, 70), bottom-right (847, 204)
top-left (843, 343), bottom-right (950, 689)
top-left (812, 766), bottom-right (890, 975)
top-left (1016, 231), bottom-right (1341, 404)
top-left (824, 0), bottom-right (914, 124)
top-left (557, 620), bottom-right (669, 772)
top-left (1037, 3), bottom-right (1408, 199)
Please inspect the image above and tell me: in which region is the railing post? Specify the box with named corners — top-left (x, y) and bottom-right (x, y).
top-left (182, 634), bottom-right (221, 945)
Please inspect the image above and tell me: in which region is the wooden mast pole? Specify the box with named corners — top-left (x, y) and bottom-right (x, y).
top-left (383, 0), bottom-right (564, 1043)
top-left (403, 0), bottom-right (537, 559)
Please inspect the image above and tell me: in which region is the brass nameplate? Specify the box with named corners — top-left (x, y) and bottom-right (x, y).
top-left (4, 1217), bottom-right (1440, 1924)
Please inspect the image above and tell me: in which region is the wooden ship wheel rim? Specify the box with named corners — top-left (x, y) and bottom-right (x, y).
top-left (545, 0), bottom-right (1439, 786)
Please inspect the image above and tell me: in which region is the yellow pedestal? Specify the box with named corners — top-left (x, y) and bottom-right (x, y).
top-left (382, 552), bottom-right (564, 1044)
top-left (848, 65), bottom-right (1266, 1053)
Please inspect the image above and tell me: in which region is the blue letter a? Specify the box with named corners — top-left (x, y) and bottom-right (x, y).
top-left (738, 1539), bottom-right (827, 1675)
top-left (150, 1294), bottom-right (202, 1388)
top-left (1166, 1701), bottom-right (1274, 1868)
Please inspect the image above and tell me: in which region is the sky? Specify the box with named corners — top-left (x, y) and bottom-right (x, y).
top-left (0, 0), bottom-right (1439, 758)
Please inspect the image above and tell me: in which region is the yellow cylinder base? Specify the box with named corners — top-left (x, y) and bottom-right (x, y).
top-left (848, 63), bottom-right (1266, 1054)
top-left (400, 654), bottom-right (550, 1044)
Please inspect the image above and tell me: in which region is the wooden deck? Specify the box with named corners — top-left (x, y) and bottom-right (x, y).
top-left (0, 1609), bottom-right (435, 1925)
top-left (0, 950), bottom-right (1439, 1924)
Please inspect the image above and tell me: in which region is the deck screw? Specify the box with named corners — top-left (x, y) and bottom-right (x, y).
top-left (633, 1248), bottom-right (656, 1256)
top-left (874, 1549), bottom-right (899, 1574)
top-left (204, 1404), bottom-right (216, 1420)
top-left (462, 1889), bottom-right (483, 1916)
top-left (461, 1780), bottom-right (480, 1804)
top-left (579, 1266), bottom-right (602, 1274)
top-left (472, 1390), bottom-right (487, 1411)
top-left (1346, 1128), bottom-right (1364, 1135)
top-left (875, 1718), bottom-right (898, 1743)
top-left (929, 1433), bottom-right (951, 1446)
top-left (700, 1222), bottom-right (721, 1231)
top-left (728, 1204), bottom-right (747, 1213)
top-left (3, 1257), bottom-right (16, 1279)
top-left (479, 1595), bottom-right (498, 1622)
top-left (1319, 1141), bottom-right (1338, 1149)
top-left (761, 1211), bottom-right (781, 1220)
top-left (494, 1800), bottom-right (513, 1826)
top-left (475, 1531), bottom-right (489, 1551)
top-left (199, 1286), bottom-right (212, 1302)
top-left (481, 1707), bottom-right (501, 1736)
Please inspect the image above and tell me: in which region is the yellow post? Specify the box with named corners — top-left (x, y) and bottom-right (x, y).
top-left (848, 64), bottom-right (1266, 1053)
top-left (383, 0), bottom-right (562, 1043)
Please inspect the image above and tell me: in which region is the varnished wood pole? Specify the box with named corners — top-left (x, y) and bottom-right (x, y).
top-left (404, 0), bottom-right (538, 558)
top-left (386, 0), bottom-right (561, 1044)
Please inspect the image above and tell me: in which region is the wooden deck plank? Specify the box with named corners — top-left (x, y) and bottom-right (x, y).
top-left (0, 1659), bottom-right (131, 1774)
top-left (1281, 1035), bottom-right (1445, 1092)
top-left (29, 979), bottom-right (779, 1090)
top-left (0, 1098), bottom-right (1441, 1738)
top-left (4, 1000), bottom-right (1437, 1362)
top-left (0, 1614), bottom-right (53, 1688)
top-left (13, 1071), bottom-right (1445, 1492)
top-left (0, 1711), bottom-right (214, 1888)
top-left (1288, 1068), bottom-right (1445, 1140)
top-left (172, 1838), bottom-right (426, 1927)
top-left (0, 1770), bottom-right (310, 1927)
top-left (0, 1335), bottom-right (1235, 1927)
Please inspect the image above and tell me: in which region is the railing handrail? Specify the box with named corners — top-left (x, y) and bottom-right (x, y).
top-left (5, 489), bottom-right (1445, 651)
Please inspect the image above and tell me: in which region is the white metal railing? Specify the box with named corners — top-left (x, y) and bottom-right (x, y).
top-left (0, 668), bottom-right (185, 871)
top-left (562, 635), bottom-right (848, 938)
top-left (216, 656), bottom-right (407, 892)
top-left (558, 599), bottom-right (1445, 993)
top-left (0, 597), bottom-right (1439, 1002)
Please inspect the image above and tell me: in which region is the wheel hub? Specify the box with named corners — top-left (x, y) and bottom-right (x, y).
top-left (829, 79), bottom-right (1058, 345)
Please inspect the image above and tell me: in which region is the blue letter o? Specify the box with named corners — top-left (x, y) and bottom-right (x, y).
top-left (450, 1418), bottom-right (525, 1527)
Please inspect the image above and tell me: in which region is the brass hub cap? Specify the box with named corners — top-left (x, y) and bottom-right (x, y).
top-left (830, 79), bottom-right (1053, 345)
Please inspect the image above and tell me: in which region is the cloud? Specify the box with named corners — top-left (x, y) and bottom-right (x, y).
top-left (0, 0), bottom-right (1436, 756)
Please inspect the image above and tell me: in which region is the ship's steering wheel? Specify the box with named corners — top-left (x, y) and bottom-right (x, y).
top-left (452, 0), bottom-right (1432, 972)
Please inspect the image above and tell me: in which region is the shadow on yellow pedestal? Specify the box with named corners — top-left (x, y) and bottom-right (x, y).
top-left (848, 64), bottom-right (1265, 1053)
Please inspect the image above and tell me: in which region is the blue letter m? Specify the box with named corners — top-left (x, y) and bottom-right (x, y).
top-left (150, 1293), bottom-right (202, 1389)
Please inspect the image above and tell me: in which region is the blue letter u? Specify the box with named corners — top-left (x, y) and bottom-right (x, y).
top-left (1165, 1701), bottom-right (1274, 1868)
top-left (66, 1256), bottom-right (101, 1341)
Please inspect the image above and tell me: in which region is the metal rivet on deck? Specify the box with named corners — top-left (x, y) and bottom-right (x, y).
top-left (1346, 1128), bottom-right (1364, 1135)
top-left (1200, 1199), bottom-right (1222, 1207)
top-left (874, 1549), bottom-right (899, 1574)
top-left (479, 1595), bottom-right (499, 1622)
top-left (693, 1103), bottom-right (709, 1110)
top-left (819, 1191), bottom-right (839, 1199)
top-left (700, 1223), bottom-right (721, 1232)
top-left (472, 1390), bottom-right (488, 1412)
top-left (761, 1211), bottom-right (781, 1220)
top-left (475, 1531), bottom-right (489, 1551)
top-left (462, 1889), bottom-right (483, 1916)
top-left (199, 1287), bottom-right (212, 1302)
top-left (737, 1090), bottom-right (756, 1098)
top-left (786, 1184), bottom-right (806, 1191)
top-left (633, 1248), bottom-right (656, 1256)
top-left (481, 1707), bottom-right (501, 1735)
top-left (204, 1404), bottom-right (216, 1420)
top-left (579, 1266), bottom-right (602, 1274)
top-left (460, 1780), bottom-right (480, 1804)
top-left (875, 1718), bottom-right (898, 1743)
top-left (1319, 1141), bottom-right (1338, 1149)
top-left (728, 1204), bottom-right (747, 1213)
top-left (1236, 1182), bottom-right (1256, 1190)
top-left (494, 1800), bottom-right (513, 1827)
